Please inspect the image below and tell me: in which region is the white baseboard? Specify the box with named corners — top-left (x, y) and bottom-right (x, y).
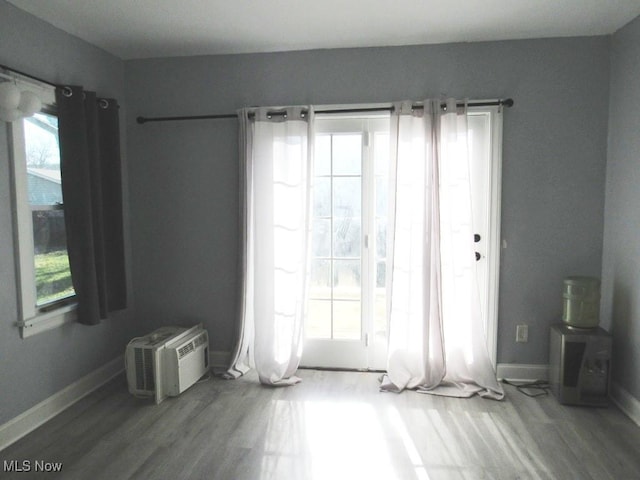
top-left (0, 356), bottom-right (123, 452)
top-left (210, 350), bottom-right (231, 369)
top-left (497, 363), bottom-right (549, 381)
top-left (610, 382), bottom-right (640, 427)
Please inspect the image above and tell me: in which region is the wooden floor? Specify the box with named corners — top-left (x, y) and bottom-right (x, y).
top-left (2, 369), bottom-right (640, 480)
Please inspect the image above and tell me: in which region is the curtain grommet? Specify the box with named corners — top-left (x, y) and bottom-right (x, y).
top-left (98, 99), bottom-right (109, 109)
top-left (62, 86), bottom-right (73, 98)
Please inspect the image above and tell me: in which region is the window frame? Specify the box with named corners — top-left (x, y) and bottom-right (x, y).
top-left (8, 82), bottom-right (77, 338)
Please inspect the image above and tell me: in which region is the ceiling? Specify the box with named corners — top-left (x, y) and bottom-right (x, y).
top-left (8, 0), bottom-right (640, 60)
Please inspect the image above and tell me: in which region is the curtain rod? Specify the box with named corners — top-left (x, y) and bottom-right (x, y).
top-left (0, 63), bottom-right (59, 89)
top-left (136, 98), bottom-right (514, 124)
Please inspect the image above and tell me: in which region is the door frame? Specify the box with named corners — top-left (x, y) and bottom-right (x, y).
top-left (301, 113), bottom-right (390, 370)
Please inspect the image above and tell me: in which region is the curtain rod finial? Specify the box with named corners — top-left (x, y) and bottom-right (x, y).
top-left (136, 116), bottom-right (147, 124)
top-left (503, 98), bottom-right (514, 107)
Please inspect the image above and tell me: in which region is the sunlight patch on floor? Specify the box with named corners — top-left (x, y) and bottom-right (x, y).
top-left (303, 400), bottom-right (398, 479)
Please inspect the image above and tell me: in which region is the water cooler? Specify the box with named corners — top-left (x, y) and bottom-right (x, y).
top-left (549, 276), bottom-right (611, 406)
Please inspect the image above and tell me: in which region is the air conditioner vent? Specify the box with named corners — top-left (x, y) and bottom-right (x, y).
top-left (178, 342), bottom-right (195, 358)
top-left (143, 348), bottom-right (154, 389)
top-left (134, 347), bottom-right (155, 390)
top-left (134, 348), bottom-right (144, 390)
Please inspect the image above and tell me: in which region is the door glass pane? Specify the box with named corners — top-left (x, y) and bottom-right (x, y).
top-left (375, 260), bottom-right (386, 289)
top-left (374, 132), bottom-right (389, 177)
top-left (314, 134), bottom-right (331, 176)
top-left (375, 221), bottom-right (386, 259)
top-left (333, 217), bottom-right (361, 257)
top-left (313, 177), bottom-right (331, 217)
top-left (333, 259), bottom-right (361, 300)
top-left (312, 218), bottom-right (331, 257)
top-left (333, 176), bottom-right (361, 217)
top-left (332, 134), bottom-right (361, 175)
top-left (375, 176), bottom-right (388, 217)
top-left (309, 259), bottom-right (331, 299)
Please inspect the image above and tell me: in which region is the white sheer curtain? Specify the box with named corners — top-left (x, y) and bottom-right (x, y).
top-left (382, 99), bottom-right (503, 399)
top-left (226, 106), bottom-right (314, 386)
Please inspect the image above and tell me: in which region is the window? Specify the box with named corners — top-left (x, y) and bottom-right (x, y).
top-left (9, 82), bottom-right (76, 337)
top-left (25, 111), bottom-right (75, 306)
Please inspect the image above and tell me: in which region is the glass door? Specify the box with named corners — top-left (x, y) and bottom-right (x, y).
top-left (302, 114), bottom-right (390, 370)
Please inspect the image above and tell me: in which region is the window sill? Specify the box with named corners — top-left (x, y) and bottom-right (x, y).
top-left (16, 303), bottom-right (78, 339)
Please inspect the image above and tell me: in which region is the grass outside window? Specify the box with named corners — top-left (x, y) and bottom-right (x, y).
top-left (34, 249), bottom-right (74, 306)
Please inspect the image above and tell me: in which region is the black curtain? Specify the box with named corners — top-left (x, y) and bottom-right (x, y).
top-left (55, 85), bottom-right (127, 325)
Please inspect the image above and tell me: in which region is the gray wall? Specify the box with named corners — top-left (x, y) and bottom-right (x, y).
top-left (125, 36), bottom-right (611, 364)
top-left (0, 1), bottom-right (136, 425)
top-left (601, 14), bottom-right (640, 401)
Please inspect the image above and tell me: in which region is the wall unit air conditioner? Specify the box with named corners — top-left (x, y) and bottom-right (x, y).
top-left (125, 324), bottom-right (209, 404)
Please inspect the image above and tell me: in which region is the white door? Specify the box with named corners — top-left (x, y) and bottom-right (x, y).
top-left (302, 114), bottom-right (390, 370)
top-left (468, 107), bottom-right (503, 367)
